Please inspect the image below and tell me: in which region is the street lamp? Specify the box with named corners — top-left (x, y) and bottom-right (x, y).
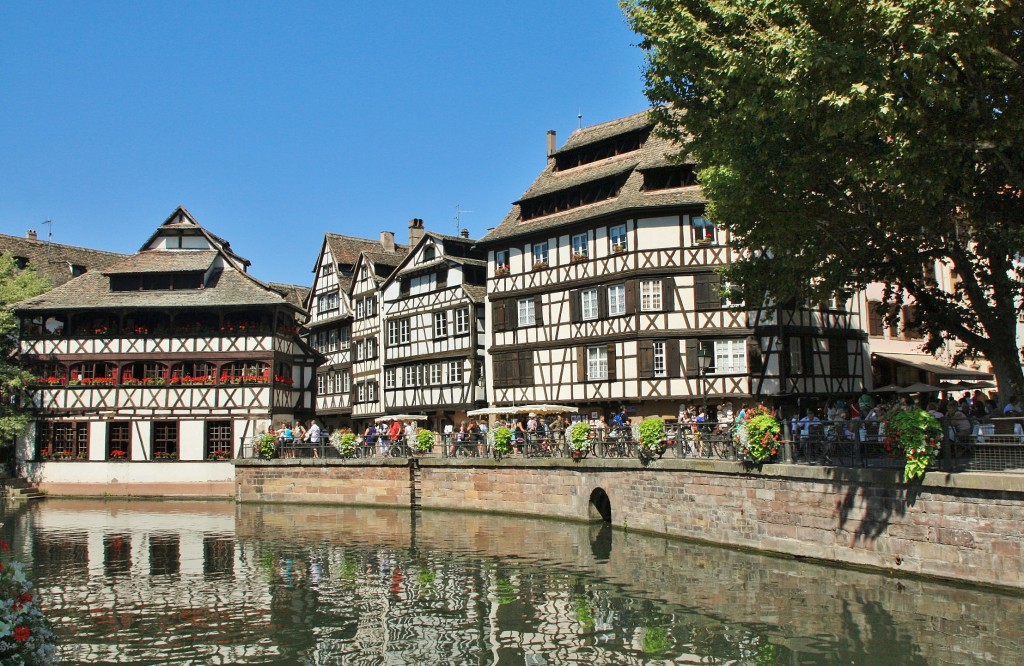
top-left (697, 344), bottom-right (713, 418)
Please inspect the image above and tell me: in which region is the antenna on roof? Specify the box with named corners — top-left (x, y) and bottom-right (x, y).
top-left (454, 204), bottom-right (473, 234)
top-left (42, 219), bottom-right (54, 264)
top-left (578, 109), bottom-right (583, 129)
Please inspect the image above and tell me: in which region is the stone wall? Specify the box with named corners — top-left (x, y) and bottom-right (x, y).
top-left (234, 457), bottom-right (1024, 590)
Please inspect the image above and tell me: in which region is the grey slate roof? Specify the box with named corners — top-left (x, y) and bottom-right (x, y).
top-left (102, 250), bottom-right (217, 275)
top-left (0, 233), bottom-right (126, 288)
top-left (481, 112), bottom-right (705, 244)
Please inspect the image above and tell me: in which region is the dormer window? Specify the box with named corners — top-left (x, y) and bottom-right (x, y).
top-left (421, 245), bottom-right (436, 262)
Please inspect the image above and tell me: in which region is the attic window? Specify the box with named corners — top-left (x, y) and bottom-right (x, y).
top-left (421, 246), bottom-right (436, 262)
top-left (553, 127), bottom-right (650, 171)
top-left (13, 256), bottom-right (28, 270)
top-left (110, 272), bottom-right (204, 291)
top-left (519, 175), bottom-right (626, 221)
top-left (642, 165), bottom-right (698, 190)
top-left (70, 264), bottom-right (86, 277)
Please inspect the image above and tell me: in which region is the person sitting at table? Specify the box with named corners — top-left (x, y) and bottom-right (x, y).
top-left (1003, 395), bottom-right (1023, 416)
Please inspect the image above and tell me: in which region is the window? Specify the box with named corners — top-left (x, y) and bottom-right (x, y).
top-left (356, 383), bottom-right (366, 402)
top-left (404, 366), bottom-right (417, 387)
top-left (387, 320), bottom-right (400, 346)
top-left (495, 249), bottom-right (510, 273)
top-left (692, 216), bottom-right (716, 244)
top-left (448, 360), bottom-right (462, 383)
top-left (366, 337), bottom-right (377, 359)
top-left (339, 326), bottom-right (351, 349)
top-left (571, 233), bottom-right (589, 259)
top-left (400, 319), bottom-right (410, 344)
top-left (581, 288), bottom-right (599, 321)
top-left (367, 382), bottom-right (377, 401)
top-left (422, 245), bottom-right (436, 262)
top-left (356, 299), bottom-right (364, 319)
top-left (713, 340), bottom-right (747, 374)
top-left (320, 263), bottom-right (334, 276)
top-left (430, 364), bottom-right (443, 385)
top-left (152, 421), bottom-right (178, 460)
top-left (385, 368), bottom-right (396, 389)
top-left (434, 311), bottom-right (448, 338)
top-left (355, 340), bottom-right (364, 361)
top-left (517, 298), bottom-right (536, 327)
top-left (454, 307), bottom-right (470, 335)
top-left (609, 224), bottom-right (627, 253)
top-left (533, 241), bottom-right (549, 266)
top-left (317, 374), bottom-right (326, 394)
top-left (653, 341), bottom-right (667, 377)
top-left (608, 284), bottom-right (626, 316)
top-left (327, 328), bottom-right (338, 351)
top-left (586, 346), bottom-right (608, 380)
top-left (36, 421), bottom-right (88, 460)
top-left (205, 421), bottom-right (232, 460)
top-left (327, 372), bottom-right (336, 394)
top-left (829, 339), bottom-right (848, 376)
top-left (342, 370), bottom-right (351, 392)
top-left (640, 280), bottom-right (663, 311)
top-left (218, 362), bottom-right (268, 382)
top-left (317, 291), bottom-right (339, 313)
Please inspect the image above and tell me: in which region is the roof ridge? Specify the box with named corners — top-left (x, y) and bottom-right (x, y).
top-left (0, 233), bottom-right (127, 257)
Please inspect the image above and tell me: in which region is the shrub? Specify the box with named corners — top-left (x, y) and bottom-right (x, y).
top-left (568, 422), bottom-right (591, 452)
top-left (884, 409), bottom-right (942, 480)
top-left (0, 541), bottom-right (57, 665)
top-left (332, 431), bottom-right (356, 457)
top-left (638, 417), bottom-right (666, 455)
top-left (415, 429), bottom-right (435, 453)
top-left (739, 406), bottom-right (780, 462)
top-left (492, 426), bottom-right (513, 456)
top-left (257, 433), bottom-right (276, 460)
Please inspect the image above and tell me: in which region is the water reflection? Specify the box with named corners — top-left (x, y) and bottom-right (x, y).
top-left (2, 499), bottom-right (1020, 665)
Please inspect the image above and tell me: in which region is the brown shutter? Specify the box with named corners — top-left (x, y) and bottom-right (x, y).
top-left (747, 338), bottom-right (763, 375)
top-left (518, 351), bottom-right (533, 386)
top-left (667, 339), bottom-right (681, 377)
top-left (577, 348), bottom-right (587, 382)
top-left (570, 290), bottom-right (581, 323)
top-left (695, 274), bottom-right (711, 311)
top-left (533, 295), bottom-right (544, 326)
top-left (684, 339), bottom-right (699, 378)
top-left (625, 279), bottom-right (638, 314)
top-left (492, 301), bottom-right (506, 333)
top-left (598, 286), bottom-right (608, 319)
top-left (638, 340), bottom-right (654, 376)
top-left (607, 344), bottom-right (617, 381)
top-left (662, 277), bottom-right (675, 311)
top-left (509, 300), bottom-right (520, 331)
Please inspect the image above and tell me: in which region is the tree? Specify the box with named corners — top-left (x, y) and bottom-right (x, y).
top-left (0, 253), bottom-right (49, 443)
top-left (623, 0), bottom-right (1024, 401)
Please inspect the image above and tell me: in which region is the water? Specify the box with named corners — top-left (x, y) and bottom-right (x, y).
top-left (3, 499), bottom-right (1022, 665)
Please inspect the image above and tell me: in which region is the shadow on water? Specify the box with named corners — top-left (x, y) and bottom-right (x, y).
top-left (3, 499), bottom-right (1020, 665)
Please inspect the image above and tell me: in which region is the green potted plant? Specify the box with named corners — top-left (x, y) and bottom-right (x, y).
top-left (737, 405), bottom-right (780, 463)
top-left (884, 409), bottom-right (942, 480)
top-left (492, 426), bottom-right (513, 458)
top-left (257, 433), bottom-right (277, 460)
top-left (567, 422), bottom-right (591, 460)
top-left (415, 429), bottom-right (435, 454)
top-left (332, 430), bottom-right (356, 458)
top-left (638, 417), bottom-right (667, 460)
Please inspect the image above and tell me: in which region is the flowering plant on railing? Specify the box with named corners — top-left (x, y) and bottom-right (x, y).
top-left (494, 265), bottom-right (510, 277)
top-left (737, 405), bottom-right (780, 463)
top-left (92, 324), bottom-right (112, 336)
top-left (153, 451), bottom-right (177, 460)
top-left (567, 422), bottom-right (591, 455)
top-left (75, 377), bottom-right (114, 386)
top-left (277, 324), bottom-right (299, 336)
top-left (884, 409), bottom-right (942, 480)
top-left (0, 539), bottom-right (57, 665)
top-left (179, 375), bottom-right (214, 385)
top-left (37, 449), bottom-right (52, 461)
top-left (638, 417), bottom-right (667, 459)
top-left (532, 260), bottom-right (548, 271)
top-left (611, 242), bottom-right (627, 254)
top-left (206, 450), bottom-right (232, 460)
top-left (131, 325), bottom-right (150, 336)
top-left (492, 426), bottom-right (514, 456)
top-left (273, 375), bottom-right (294, 385)
top-left (32, 376), bottom-right (65, 387)
top-left (571, 252), bottom-right (589, 263)
top-left (331, 430), bottom-right (356, 457)
top-left (109, 449), bottom-right (127, 460)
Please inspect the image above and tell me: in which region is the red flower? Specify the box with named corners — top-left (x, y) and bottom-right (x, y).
top-left (13, 626), bottom-right (31, 641)
top-left (0, 540), bottom-right (9, 553)
top-left (18, 592), bottom-right (32, 604)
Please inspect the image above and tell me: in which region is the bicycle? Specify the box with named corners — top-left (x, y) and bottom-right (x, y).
top-left (594, 427), bottom-right (635, 458)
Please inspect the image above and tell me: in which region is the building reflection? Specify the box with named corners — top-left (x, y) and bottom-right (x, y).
top-left (0, 500), bottom-right (1019, 665)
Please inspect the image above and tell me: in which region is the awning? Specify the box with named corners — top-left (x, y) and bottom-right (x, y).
top-left (872, 352), bottom-right (994, 381)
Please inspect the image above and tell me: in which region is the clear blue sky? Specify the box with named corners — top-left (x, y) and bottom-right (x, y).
top-left (1, 2), bottom-right (650, 286)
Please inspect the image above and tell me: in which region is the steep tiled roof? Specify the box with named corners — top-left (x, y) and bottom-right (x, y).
top-left (15, 268), bottom-right (296, 311)
top-left (463, 284), bottom-right (487, 303)
top-left (326, 233), bottom-right (407, 268)
top-left (102, 250), bottom-right (217, 275)
top-left (481, 114), bottom-right (705, 244)
top-left (0, 233), bottom-right (126, 288)
top-left (269, 282), bottom-right (311, 310)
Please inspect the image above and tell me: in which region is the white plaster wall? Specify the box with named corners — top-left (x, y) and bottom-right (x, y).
top-left (24, 461), bottom-right (234, 484)
top-left (636, 215), bottom-right (680, 251)
top-left (132, 421), bottom-right (152, 460)
top-left (180, 420), bottom-right (206, 459)
top-left (89, 421), bottom-right (107, 461)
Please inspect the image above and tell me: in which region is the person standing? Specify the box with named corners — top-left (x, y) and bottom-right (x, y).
top-left (306, 420), bottom-right (321, 458)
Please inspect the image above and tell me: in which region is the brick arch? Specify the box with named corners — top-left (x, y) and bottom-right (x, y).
top-left (588, 487), bottom-right (611, 522)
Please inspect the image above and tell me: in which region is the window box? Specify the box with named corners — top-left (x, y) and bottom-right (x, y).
top-left (532, 260), bottom-right (548, 270)
top-left (153, 452), bottom-right (177, 461)
top-left (495, 266), bottom-right (510, 277)
top-left (571, 252), bottom-right (589, 263)
top-left (109, 450), bottom-right (129, 461)
top-left (611, 243), bottom-right (627, 254)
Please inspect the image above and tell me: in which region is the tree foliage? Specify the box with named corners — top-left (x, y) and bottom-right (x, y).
top-left (624, 0), bottom-right (1024, 398)
top-left (0, 254), bottom-right (50, 443)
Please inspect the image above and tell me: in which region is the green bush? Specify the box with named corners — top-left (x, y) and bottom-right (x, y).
top-left (332, 431), bottom-right (356, 457)
top-left (638, 417), bottom-right (666, 455)
top-left (568, 421), bottom-right (591, 452)
top-left (493, 426), bottom-right (513, 455)
top-left (884, 409), bottom-right (942, 480)
top-left (257, 433), bottom-right (276, 459)
top-left (415, 429), bottom-right (435, 453)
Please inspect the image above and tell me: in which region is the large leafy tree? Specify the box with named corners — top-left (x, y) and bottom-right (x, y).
top-left (0, 254), bottom-right (49, 443)
top-left (623, 0), bottom-right (1024, 400)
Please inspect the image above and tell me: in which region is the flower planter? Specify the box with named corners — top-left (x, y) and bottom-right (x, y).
top-left (569, 448), bottom-right (588, 462)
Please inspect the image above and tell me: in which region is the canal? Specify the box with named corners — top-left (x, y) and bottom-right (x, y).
top-left (3, 499), bottom-right (1021, 665)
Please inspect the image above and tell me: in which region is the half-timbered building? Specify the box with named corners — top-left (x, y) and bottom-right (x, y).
top-left (13, 207), bottom-right (316, 494)
top-left (304, 231), bottom-right (408, 430)
top-left (379, 229), bottom-right (487, 431)
top-left (480, 112), bottom-right (869, 419)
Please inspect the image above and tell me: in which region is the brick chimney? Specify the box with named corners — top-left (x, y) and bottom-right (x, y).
top-left (26, 229), bottom-right (37, 241)
top-left (380, 231), bottom-right (396, 254)
top-left (409, 218), bottom-right (425, 247)
top-left (547, 130), bottom-right (557, 158)
top-left (460, 228), bottom-right (470, 239)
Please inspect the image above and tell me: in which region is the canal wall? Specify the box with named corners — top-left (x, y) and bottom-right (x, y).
top-left (233, 457), bottom-right (1024, 590)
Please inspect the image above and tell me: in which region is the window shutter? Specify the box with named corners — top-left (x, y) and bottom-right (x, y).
top-left (518, 351), bottom-right (534, 386)
top-left (667, 340), bottom-right (681, 377)
top-left (709, 273), bottom-right (723, 308)
top-left (695, 274), bottom-right (711, 311)
top-left (638, 340), bottom-right (654, 376)
top-left (684, 339), bottom-right (699, 378)
top-left (492, 301), bottom-right (506, 333)
top-left (607, 344), bottom-right (617, 381)
top-left (747, 338), bottom-right (763, 375)
top-left (577, 348), bottom-right (587, 382)
top-left (570, 290), bottom-right (581, 323)
top-left (801, 337), bottom-right (814, 375)
top-left (662, 277), bottom-right (675, 311)
top-left (868, 301), bottom-right (884, 336)
top-left (533, 295), bottom-right (544, 326)
top-left (625, 279), bottom-right (638, 314)
top-left (598, 286), bottom-right (608, 319)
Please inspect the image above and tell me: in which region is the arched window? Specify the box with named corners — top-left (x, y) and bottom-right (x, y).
top-left (169, 362), bottom-right (215, 385)
top-left (68, 362), bottom-right (116, 385)
top-left (121, 362), bottom-right (169, 386)
top-left (219, 362), bottom-right (269, 384)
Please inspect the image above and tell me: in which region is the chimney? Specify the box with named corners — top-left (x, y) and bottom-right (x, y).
top-left (380, 231), bottom-right (396, 254)
top-left (408, 218), bottom-right (425, 248)
top-left (460, 228), bottom-right (470, 239)
top-left (26, 229), bottom-right (37, 241)
top-left (546, 130), bottom-right (557, 158)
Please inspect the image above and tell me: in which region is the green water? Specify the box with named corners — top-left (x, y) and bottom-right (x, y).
top-left (3, 499), bottom-right (1020, 665)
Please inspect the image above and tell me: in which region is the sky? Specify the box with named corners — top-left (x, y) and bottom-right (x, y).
top-left (0, 2), bottom-right (651, 286)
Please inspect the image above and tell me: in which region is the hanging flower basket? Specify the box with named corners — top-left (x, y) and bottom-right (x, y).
top-left (737, 406), bottom-right (780, 463)
top-left (883, 409), bottom-right (942, 480)
top-left (637, 418), bottom-right (667, 460)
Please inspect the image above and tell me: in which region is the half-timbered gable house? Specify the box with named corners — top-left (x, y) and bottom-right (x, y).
top-left (379, 229), bottom-right (487, 431)
top-left (480, 112), bottom-right (868, 418)
top-left (304, 232), bottom-right (407, 430)
top-left (13, 206), bottom-right (316, 494)
top-left (347, 237), bottom-right (408, 428)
